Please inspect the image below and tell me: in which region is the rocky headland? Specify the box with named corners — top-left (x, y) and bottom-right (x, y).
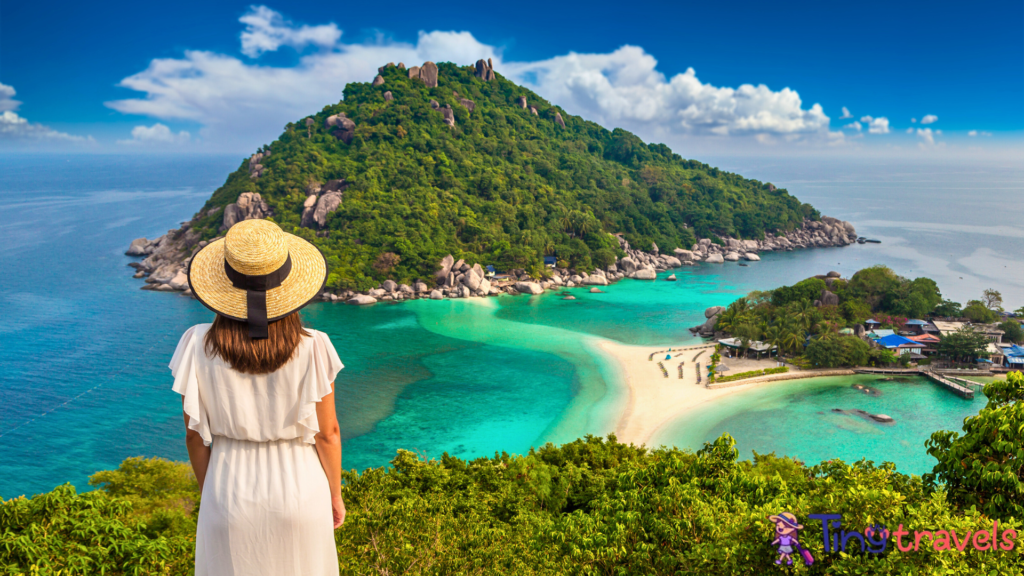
top-left (126, 215), bottom-right (856, 304)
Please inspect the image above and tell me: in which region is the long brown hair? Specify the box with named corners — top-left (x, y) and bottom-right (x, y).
top-left (204, 313), bottom-right (309, 374)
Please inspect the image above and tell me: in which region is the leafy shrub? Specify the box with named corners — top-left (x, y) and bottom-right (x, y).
top-left (925, 371), bottom-right (1024, 520)
top-left (5, 430), bottom-right (1024, 574)
top-left (713, 366), bottom-right (789, 383)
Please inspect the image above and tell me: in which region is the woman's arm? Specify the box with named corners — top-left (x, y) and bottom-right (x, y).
top-left (314, 381), bottom-right (345, 527)
top-left (182, 397), bottom-right (211, 492)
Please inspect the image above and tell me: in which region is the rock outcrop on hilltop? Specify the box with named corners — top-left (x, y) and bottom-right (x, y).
top-left (475, 58), bottom-right (496, 81)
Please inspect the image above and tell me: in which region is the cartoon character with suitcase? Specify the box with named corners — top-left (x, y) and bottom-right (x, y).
top-left (769, 512), bottom-right (814, 566)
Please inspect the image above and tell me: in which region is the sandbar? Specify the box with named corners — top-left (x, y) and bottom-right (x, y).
top-left (597, 339), bottom-right (854, 446)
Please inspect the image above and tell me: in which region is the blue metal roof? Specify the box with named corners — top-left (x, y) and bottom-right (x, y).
top-left (486, 265), bottom-right (496, 272)
top-left (876, 334), bottom-right (920, 348)
top-left (865, 319), bottom-right (881, 324)
top-left (870, 329), bottom-right (896, 338)
top-left (904, 319), bottom-right (929, 325)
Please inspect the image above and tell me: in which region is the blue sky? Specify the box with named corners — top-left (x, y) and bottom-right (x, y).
top-left (1, 0), bottom-right (1021, 154)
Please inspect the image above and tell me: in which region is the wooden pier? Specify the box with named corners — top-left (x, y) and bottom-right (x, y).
top-left (921, 371), bottom-right (975, 399)
top-left (853, 368), bottom-right (975, 399)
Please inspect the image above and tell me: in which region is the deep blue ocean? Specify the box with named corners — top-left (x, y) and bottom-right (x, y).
top-left (1, 153), bottom-right (1019, 498)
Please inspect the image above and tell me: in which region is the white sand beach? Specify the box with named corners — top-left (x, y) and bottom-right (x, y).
top-left (598, 340), bottom-right (852, 446)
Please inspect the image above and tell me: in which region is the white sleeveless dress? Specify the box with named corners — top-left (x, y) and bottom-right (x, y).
top-left (170, 323), bottom-right (343, 576)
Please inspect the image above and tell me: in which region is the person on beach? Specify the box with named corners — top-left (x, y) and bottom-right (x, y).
top-left (171, 219), bottom-right (344, 575)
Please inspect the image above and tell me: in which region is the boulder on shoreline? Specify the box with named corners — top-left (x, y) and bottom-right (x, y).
top-left (514, 281), bottom-right (543, 295)
top-left (705, 253), bottom-right (725, 264)
top-left (347, 295), bottom-right (377, 305)
top-left (126, 238), bottom-right (151, 256)
top-left (705, 306), bottom-right (726, 318)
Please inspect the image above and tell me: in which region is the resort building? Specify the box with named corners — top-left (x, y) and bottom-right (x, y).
top-left (1000, 344), bottom-right (1024, 368)
top-left (931, 321), bottom-right (1004, 343)
top-left (930, 320), bottom-right (965, 337)
top-left (972, 324), bottom-right (1005, 344)
top-left (909, 333), bottom-right (941, 355)
top-left (902, 319), bottom-right (935, 335)
top-left (873, 334), bottom-right (925, 358)
top-left (717, 338), bottom-right (778, 360)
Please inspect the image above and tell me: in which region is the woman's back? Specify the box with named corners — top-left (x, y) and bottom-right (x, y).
top-left (171, 323), bottom-right (342, 445)
top-left (174, 219), bottom-right (344, 575)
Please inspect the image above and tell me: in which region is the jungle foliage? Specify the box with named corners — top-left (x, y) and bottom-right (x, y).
top-left (714, 266), bottom-right (945, 365)
top-left (186, 63), bottom-right (819, 290)
top-left (5, 384), bottom-right (1024, 576)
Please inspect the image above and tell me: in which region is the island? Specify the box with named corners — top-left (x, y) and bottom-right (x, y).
top-left (125, 59), bottom-right (856, 302)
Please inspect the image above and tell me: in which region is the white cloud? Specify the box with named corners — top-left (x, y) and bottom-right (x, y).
top-left (866, 117), bottom-right (890, 134)
top-left (915, 127), bottom-right (943, 148)
top-left (106, 6), bottom-right (840, 150)
top-left (920, 114), bottom-right (937, 124)
top-left (860, 115), bottom-right (873, 123)
top-left (839, 106), bottom-right (852, 119)
top-left (0, 82), bottom-right (20, 112)
top-left (0, 110), bottom-right (91, 142)
top-left (240, 5), bottom-right (342, 58)
top-left (968, 130), bottom-right (992, 137)
top-left (505, 47), bottom-right (833, 139)
top-left (843, 121), bottom-right (862, 131)
top-left (906, 127), bottom-right (914, 134)
top-left (117, 123), bottom-right (191, 145)
top-left (911, 118), bottom-right (917, 123)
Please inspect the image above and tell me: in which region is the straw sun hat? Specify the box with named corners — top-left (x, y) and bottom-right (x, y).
top-left (188, 219), bottom-right (327, 338)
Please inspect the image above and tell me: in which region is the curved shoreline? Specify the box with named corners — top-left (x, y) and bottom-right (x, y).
top-left (597, 338), bottom-right (863, 447)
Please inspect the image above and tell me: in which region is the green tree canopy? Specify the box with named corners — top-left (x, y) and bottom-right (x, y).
top-left (998, 320), bottom-right (1023, 344)
top-left (925, 372), bottom-right (1024, 520)
top-left (963, 300), bottom-right (999, 323)
top-left (936, 326), bottom-right (991, 362)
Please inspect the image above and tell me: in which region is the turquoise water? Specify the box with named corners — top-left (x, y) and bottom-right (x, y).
top-left (0, 154), bottom-right (1008, 498)
top-left (653, 375), bottom-right (983, 475)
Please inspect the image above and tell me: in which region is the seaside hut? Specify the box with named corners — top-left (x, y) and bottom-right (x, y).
top-left (865, 319), bottom-right (881, 330)
top-left (485, 265), bottom-right (496, 278)
top-left (544, 256), bottom-right (557, 268)
top-left (903, 319), bottom-right (930, 335)
top-left (717, 337), bottom-right (777, 360)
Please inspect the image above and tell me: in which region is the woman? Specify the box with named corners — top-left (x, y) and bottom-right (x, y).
top-left (170, 219), bottom-right (344, 575)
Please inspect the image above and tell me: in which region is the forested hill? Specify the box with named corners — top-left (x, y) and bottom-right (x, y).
top-left (179, 60), bottom-right (821, 290)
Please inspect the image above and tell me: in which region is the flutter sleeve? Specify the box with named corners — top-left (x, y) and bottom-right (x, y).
top-left (295, 330), bottom-right (344, 444)
top-left (169, 325), bottom-right (212, 446)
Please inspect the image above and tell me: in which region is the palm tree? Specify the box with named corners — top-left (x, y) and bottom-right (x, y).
top-left (764, 325), bottom-right (785, 360)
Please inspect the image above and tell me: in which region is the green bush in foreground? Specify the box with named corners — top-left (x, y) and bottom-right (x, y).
top-left (3, 374), bottom-right (1023, 575)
